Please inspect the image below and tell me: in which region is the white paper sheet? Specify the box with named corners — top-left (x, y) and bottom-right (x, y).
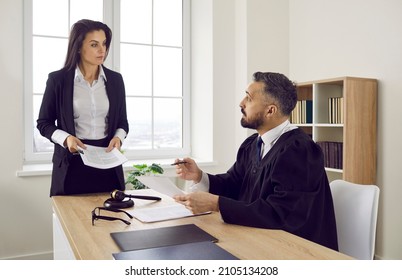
top-left (129, 203), bottom-right (211, 223)
top-left (129, 204), bottom-right (191, 223)
top-left (79, 144), bottom-right (128, 169)
top-left (136, 176), bottom-right (185, 197)
top-left (125, 189), bottom-right (211, 223)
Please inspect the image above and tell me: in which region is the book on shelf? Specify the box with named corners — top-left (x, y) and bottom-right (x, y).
top-left (290, 100), bottom-right (313, 124)
top-left (306, 100), bottom-right (312, 123)
top-left (316, 141), bottom-right (343, 169)
top-left (328, 97), bottom-right (344, 124)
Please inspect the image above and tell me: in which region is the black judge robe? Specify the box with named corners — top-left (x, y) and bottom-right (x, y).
top-left (209, 128), bottom-right (338, 251)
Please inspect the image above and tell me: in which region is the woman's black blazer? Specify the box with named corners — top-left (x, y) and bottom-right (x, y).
top-left (37, 66), bottom-right (129, 196)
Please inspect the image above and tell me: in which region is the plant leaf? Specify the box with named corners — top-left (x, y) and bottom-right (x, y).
top-left (150, 163), bottom-right (164, 174)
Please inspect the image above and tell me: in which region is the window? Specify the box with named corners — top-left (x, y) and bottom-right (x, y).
top-left (24, 0), bottom-right (190, 163)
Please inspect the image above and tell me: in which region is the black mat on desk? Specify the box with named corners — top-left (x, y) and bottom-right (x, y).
top-left (112, 241), bottom-right (238, 260)
top-left (110, 224), bottom-right (218, 252)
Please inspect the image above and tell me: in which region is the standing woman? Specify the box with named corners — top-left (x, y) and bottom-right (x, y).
top-left (37, 19), bottom-right (129, 196)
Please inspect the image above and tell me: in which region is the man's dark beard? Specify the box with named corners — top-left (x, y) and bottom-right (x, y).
top-left (240, 112), bottom-right (264, 130)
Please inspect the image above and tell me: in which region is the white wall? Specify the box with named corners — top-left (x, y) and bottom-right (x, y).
top-left (191, 0), bottom-right (289, 174)
top-left (289, 0), bottom-right (402, 259)
top-left (0, 0), bottom-right (53, 260)
top-left (1, 0), bottom-right (401, 260)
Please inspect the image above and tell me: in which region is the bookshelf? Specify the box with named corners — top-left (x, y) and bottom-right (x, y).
top-left (291, 77), bottom-right (377, 185)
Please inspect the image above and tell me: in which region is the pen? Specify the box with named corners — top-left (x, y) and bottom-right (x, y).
top-left (171, 161), bottom-right (188, 166)
top-left (73, 149), bottom-right (84, 155)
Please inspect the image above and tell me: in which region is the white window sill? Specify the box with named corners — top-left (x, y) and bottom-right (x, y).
top-left (16, 158), bottom-right (217, 177)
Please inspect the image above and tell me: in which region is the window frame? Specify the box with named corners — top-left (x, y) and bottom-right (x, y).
top-left (23, 0), bottom-right (191, 164)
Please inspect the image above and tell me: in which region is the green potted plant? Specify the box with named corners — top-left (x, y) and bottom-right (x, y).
top-left (125, 163), bottom-right (164, 189)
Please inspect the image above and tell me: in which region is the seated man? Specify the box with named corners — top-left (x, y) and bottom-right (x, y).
top-left (174, 71), bottom-right (338, 251)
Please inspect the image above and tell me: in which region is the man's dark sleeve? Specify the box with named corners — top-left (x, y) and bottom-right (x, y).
top-left (216, 138), bottom-right (338, 250)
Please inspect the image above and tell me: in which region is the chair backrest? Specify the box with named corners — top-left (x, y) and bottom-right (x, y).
top-left (329, 179), bottom-right (380, 260)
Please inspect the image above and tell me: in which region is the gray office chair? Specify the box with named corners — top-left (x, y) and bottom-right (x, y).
top-left (329, 179), bottom-right (380, 260)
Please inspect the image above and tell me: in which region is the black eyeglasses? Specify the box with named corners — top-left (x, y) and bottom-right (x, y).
top-left (91, 207), bottom-right (133, 226)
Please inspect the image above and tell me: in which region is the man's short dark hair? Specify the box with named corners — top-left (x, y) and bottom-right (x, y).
top-left (253, 72), bottom-right (297, 116)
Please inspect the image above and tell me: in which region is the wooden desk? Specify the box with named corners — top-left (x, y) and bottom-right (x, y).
top-left (52, 189), bottom-right (353, 260)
